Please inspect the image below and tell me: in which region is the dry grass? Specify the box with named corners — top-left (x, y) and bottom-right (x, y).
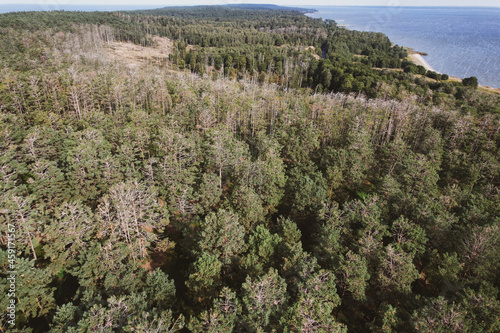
top-left (279, 44), bottom-right (320, 60)
top-left (106, 36), bottom-right (174, 69)
top-left (305, 46), bottom-right (321, 60)
top-left (479, 85), bottom-right (500, 95)
top-left (449, 76), bottom-right (500, 94)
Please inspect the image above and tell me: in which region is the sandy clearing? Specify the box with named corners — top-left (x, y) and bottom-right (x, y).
top-left (106, 36), bottom-right (174, 69)
top-left (304, 46), bottom-right (321, 60)
top-left (408, 53), bottom-right (438, 73)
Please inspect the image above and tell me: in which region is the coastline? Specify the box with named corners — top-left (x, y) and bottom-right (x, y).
top-left (309, 8), bottom-right (500, 90)
top-left (408, 53), bottom-right (438, 73)
top-left (306, 7), bottom-right (500, 89)
top-left (408, 52), bottom-right (499, 93)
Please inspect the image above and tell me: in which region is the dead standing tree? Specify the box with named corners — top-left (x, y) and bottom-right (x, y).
top-left (98, 180), bottom-right (166, 261)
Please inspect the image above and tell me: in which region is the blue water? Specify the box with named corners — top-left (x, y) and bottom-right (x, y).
top-left (308, 6), bottom-right (500, 88)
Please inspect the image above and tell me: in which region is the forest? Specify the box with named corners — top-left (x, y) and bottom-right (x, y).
top-left (0, 5), bottom-right (499, 333)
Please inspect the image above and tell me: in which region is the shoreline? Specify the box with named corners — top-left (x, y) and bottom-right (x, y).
top-left (310, 9), bottom-right (500, 91)
top-left (408, 53), bottom-right (438, 73)
top-left (306, 7), bottom-right (500, 89)
top-left (408, 53), bottom-right (499, 93)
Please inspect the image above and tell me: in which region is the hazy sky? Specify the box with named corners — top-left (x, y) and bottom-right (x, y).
top-left (3, 0), bottom-right (499, 7)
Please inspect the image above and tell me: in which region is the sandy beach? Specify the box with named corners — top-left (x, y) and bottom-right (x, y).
top-left (408, 53), bottom-right (438, 73)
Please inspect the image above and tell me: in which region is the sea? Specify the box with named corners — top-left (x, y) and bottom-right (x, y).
top-left (307, 6), bottom-right (500, 88)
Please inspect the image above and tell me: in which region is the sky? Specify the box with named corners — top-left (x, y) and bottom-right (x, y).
top-left (1, 0), bottom-right (499, 8)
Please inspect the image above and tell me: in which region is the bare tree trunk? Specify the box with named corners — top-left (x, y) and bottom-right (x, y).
top-left (12, 196), bottom-right (37, 262)
top-left (70, 87), bottom-right (82, 120)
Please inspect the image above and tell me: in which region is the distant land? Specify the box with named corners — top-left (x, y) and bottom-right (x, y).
top-left (0, 4), bottom-right (160, 13)
top-left (188, 4), bottom-right (317, 13)
top-left (0, 3), bottom-right (317, 14)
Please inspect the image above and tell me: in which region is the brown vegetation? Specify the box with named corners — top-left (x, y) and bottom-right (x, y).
top-left (106, 36), bottom-right (174, 69)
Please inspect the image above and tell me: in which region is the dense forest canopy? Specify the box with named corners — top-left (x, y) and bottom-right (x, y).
top-left (0, 5), bottom-right (499, 333)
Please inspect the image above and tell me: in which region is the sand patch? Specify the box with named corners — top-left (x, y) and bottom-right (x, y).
top-left (106, 36), bottom-right (174, 69)
top-left (479, 85), bottom-right (500, 94)
top-left (449, 76), bottom-right (500, 94)
top-left (277, 45), bottom-right (320, 60)
top-left (408, 53), bottom-right (437, 73)
top-left (304, 46), bottom-right (320, 60)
